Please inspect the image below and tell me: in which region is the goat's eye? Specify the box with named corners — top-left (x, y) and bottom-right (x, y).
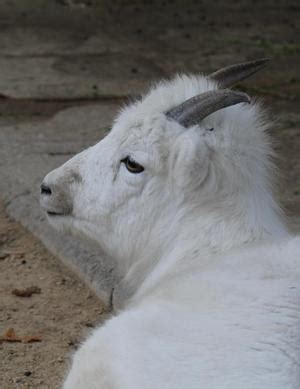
top-left (121, 156), bottom-right (144, 174)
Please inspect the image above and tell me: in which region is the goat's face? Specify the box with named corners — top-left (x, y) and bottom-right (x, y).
top-left (40, 84), bottom-right (227, 263)
top-left (40, 61), bottom-right (271, 262)
top-left (40, 103), bottom-right (201, 262)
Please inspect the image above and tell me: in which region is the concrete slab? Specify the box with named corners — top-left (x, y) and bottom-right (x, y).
top-left (0, 54), bottom-right (164, 99)
top-left (0, 0), bottom-right (298, 99)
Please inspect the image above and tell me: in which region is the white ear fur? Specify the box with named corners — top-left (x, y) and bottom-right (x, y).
top-left (169, 128), bottom-right (211, 190)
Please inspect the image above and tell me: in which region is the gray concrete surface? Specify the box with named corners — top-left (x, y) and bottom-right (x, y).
top-left (0, 0), bottom-right (299, 305)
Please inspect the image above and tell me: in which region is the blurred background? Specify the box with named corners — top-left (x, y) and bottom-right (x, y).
top-left (0, 1), bottom-right (299, 387)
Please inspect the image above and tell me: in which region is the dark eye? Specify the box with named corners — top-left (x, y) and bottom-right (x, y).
top-left (121, 156), bottom-right (144, 174)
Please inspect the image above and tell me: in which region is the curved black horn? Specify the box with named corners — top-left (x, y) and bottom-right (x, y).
top-left (209, 58), bottom-right (270, 88)
top-left (166, 89), bottom-right (250, 128)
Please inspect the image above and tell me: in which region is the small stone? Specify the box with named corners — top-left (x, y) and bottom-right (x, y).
top-left (0, 252), bottom-right (8, 260)
top-left (24, 370), bottom-right (32, 377)
top-left (68, 337), bottom-right (79, 349)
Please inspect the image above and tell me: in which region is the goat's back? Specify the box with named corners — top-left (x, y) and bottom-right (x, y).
top-left (64, 237), bottom-right (300, 389)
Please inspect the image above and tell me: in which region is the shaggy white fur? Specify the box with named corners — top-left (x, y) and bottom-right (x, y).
top-left (41, 68), bottom-right (300, 388)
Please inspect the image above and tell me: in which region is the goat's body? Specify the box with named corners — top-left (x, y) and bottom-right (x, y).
top-left (40, 60), bottom-right (300, 388)
top-left (64, 236), bottom-right (300, 389)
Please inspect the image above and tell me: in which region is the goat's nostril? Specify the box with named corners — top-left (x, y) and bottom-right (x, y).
top-left (41, 183), bottom-right (52, 195)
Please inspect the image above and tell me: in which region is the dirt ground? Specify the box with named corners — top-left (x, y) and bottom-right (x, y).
top-left (0, 201), bottom-right (108, 388)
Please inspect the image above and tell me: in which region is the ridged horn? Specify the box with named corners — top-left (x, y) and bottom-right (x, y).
top-left (210, 58), bottom-right (270, 88)
top-left (166, 89), bottom-right (250, 128)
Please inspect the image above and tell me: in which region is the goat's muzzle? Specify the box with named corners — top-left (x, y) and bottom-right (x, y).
top-left (40, 180), bottom-right (73, 217)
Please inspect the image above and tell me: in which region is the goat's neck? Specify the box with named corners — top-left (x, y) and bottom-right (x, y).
top-left (114, 190), bottom-right (288, 309)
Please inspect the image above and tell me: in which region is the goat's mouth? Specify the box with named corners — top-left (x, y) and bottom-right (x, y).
top-left (40, 200), bottom-right (73, 217)
top-left (46, 211), bottom-right (68, 217)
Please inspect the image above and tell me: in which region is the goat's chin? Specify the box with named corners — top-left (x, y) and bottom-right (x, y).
top-left (47, 214), bottom-right (98, 243)
top-left (46, 213), bottom-right (75, 234)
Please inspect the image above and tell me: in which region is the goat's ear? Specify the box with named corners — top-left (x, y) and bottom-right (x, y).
top-left (169, 129), bottom-right (210, 190)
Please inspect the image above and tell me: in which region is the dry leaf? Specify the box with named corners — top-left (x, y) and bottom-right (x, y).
top-left (0, 327), bottom-right (21, 342)
top-left (12, 286), bottom-right (41, 297)
top-left (0, 327), bottom-right (42, 343)
top-left (22, 335), bottom-right (42, 343)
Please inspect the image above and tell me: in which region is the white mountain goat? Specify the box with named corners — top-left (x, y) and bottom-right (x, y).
top-left (40, 59), bottom-right (300, 388)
